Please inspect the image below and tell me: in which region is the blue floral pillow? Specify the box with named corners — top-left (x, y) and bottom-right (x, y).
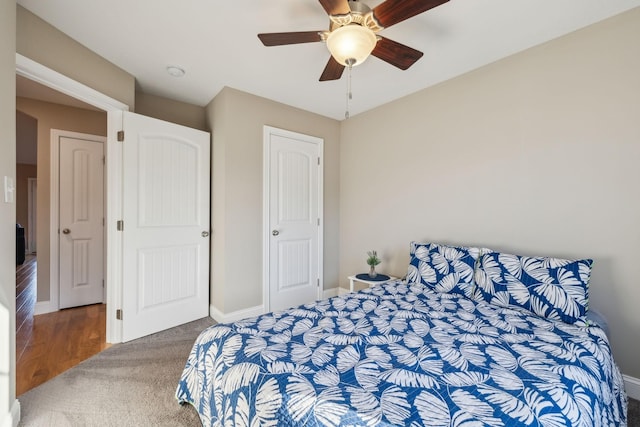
top-left (474, 252), bottom-right (592, 324)
top-left (407, 242), bottom-right (487, 300)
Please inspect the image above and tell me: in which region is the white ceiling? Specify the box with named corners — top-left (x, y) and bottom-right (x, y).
top-left (17, 0), bottom-right (640, 120)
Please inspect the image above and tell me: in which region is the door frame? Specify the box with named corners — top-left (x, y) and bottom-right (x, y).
top-left (16, 53), bottom-right (128, 343)
top-left (27, 177), bottom-right (36, 253)
top-left (262, 125), bottom-right (324, 312)
top-left (51, 129), bottom-right (106, 310)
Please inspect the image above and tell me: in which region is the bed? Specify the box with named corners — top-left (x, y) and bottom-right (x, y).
top-left (176, 242), bottom-right (627, 426)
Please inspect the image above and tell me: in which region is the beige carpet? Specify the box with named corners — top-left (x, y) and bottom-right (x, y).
top-left (18, 317), bottom-right (214, 427)
top-left (630, 397), bottom-right (640, 427)
top-left (18, 315), bottom-right (639, 426)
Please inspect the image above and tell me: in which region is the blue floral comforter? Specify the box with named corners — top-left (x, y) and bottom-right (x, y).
top-left (176, 281), bottom-right (627, 426)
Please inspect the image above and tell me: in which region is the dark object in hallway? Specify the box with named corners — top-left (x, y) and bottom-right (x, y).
top-left (16, 223), bottom-right (25, 265)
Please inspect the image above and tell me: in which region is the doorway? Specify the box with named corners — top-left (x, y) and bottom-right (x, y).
top-left (17, 54), bottom-right (212, 345)
top-left (15, 109), bottom-right (43, 395)
top-left (15, 94), bottom-right (107, 395)
top-left (16, 110), bottom-right (37, 262)
top-left (54, 130), bottom-right (106, 309)
top-left (27, 177), bottom-right (36, 254)
top-left (17, 53), bottom-right (128, 343)
top-left (15, 81), bottom-right (110, 394)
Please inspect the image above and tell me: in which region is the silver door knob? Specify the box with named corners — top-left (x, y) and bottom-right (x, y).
top-left (272, 230), bottom-right (279, 236)
top-left (201, 231), bottom-right (209, 237)
top-left (62, 228), bottom-right (71, 234)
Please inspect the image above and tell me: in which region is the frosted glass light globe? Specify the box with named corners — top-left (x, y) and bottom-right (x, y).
top-left (326, 24), bottom-right (377, 67)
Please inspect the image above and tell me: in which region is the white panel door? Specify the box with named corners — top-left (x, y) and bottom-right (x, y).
top-left (59, 134), bottom-right (105, 309)
top-left (265, 126), bottom-right (322, 312)
top-left (121, 112), bottom-right (210, 342)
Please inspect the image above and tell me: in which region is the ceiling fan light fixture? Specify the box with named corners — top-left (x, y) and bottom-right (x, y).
top-left (326, 24), bottom-right (377, 67)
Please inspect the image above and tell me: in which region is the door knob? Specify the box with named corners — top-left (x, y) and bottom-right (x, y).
top-left (62, 228), bottom-right (71, 234)
top-left (201, 231), bottom-right (209, 237)
top-left (272, 230), bottom-right (279, 236)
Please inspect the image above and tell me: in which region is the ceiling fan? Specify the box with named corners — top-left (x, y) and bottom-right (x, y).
top-left (258, 0), bottom-right (449, 81)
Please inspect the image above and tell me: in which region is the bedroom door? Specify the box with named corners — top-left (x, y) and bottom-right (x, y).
top-left (58, 133), bottom-right (105, 309)
top-left (264, 126), bottom-right (323, 312)
top-left (121, 112), bottom-right (210, 342)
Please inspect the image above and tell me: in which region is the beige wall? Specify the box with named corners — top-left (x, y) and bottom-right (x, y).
top-left (16, 109), bottom-right (37, 164)
top-left (16, 163), bottom-right (37, 250)
top-left (340, 8), bottom-right (640, 378)
top-left (17, 6), bottom-right (135, 110)
top-left (0, 0), bottom-right (17, 417)
top-left (208, 87), bottom-right (340, 314)
top-left (135, 92), bottom-right (207, 131)
top-left (16, 97), bottom-right (107, 302)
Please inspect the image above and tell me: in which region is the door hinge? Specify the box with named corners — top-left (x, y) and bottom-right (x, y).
top-left (317, 218), bottom-right (320, 226)
top-left (102, 156), bottom-right (105, 165)
top-left (317, 157), bottom-right (320, 166)
top-left (117, 220), bottom-right (124, 231)
top-left (317, 278), bottom-right (320, 287)
top-left (116, 309), bottom-right (123, 320)
top-left (117, 130), bottom-right (125, 142)
top-left (102, 279), bottom-right (104, 288)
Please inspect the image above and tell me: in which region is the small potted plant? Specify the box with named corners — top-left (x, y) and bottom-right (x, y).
top-left (366, 250), bottom-right (381, 278)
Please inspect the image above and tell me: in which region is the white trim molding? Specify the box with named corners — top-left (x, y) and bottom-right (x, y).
top-left (322, 287), bottom-right (350, 299)
top-left (210, 288), bottom-right (348, 323)
top-left (209, 304), bottom-right (264, 324)
top-left (16, 54), bottom-right (128, 112)
top-left (322, 288), bottom-right (340, 299)
top-left (624, 374), bottom-right (640, 400)
top-left (1, 399), bottom-right (20, 427)
top-left (16, 53), bottom-right (129, 344)
top-left (26, 177), bottom-right (37, 253)
top-left (33, 300), bottom-right (55, 316)
top-left (48, 129), bottom-right (61, 313)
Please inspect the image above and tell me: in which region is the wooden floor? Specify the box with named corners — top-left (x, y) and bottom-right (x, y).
top-left (16, 256), bottom-right (110, 396)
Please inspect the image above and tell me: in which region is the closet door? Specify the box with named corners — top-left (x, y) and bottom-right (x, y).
top-left (264, 126), bottom-right (323, 312)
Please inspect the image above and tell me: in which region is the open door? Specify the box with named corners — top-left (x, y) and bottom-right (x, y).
top-left (121, 112), bottom-right (210, 342)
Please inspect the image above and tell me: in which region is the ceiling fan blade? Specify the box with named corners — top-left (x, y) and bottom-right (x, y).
top-left (319, 56), bottom-right (345, 81)
top-left (318, 0), bottom-right (351, 16)
top-left (258, 31), bottom-right (323, 46)
top-left (371, 37), bottom-right (423, 70)
top-left (371, 0), bottom-right (448, 29)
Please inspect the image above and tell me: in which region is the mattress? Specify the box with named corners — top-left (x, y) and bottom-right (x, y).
top-left (176, 280), bottom-right (626, 426)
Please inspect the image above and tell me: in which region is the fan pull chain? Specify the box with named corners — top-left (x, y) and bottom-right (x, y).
top-left (345, 59), bottom-right (355, 119)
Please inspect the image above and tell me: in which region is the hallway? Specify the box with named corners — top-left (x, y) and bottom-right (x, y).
top-left (16, 256), bottom-right (109, 395)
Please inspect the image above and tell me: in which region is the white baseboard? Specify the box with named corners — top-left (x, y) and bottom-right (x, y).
top-left (322, 287), bottom-right (350, 298)
top-left (322, 288), bottom-right (339, 299)
top-left (33, 300), bottom-right (56, 316)
top-left (1, 400), bottom-right (20, 427)
top-left (11, 400), bottom-right (20, 427)
top-left (209, 304), bottom-right (264, 324)
top-left (210, 289), bottom-right (351, 323)
top-left (624, 374), bottom-right (640, 400)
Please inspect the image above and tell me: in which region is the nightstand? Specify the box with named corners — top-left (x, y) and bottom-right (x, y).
top-left (348, 274), bottom-right (397, 292)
